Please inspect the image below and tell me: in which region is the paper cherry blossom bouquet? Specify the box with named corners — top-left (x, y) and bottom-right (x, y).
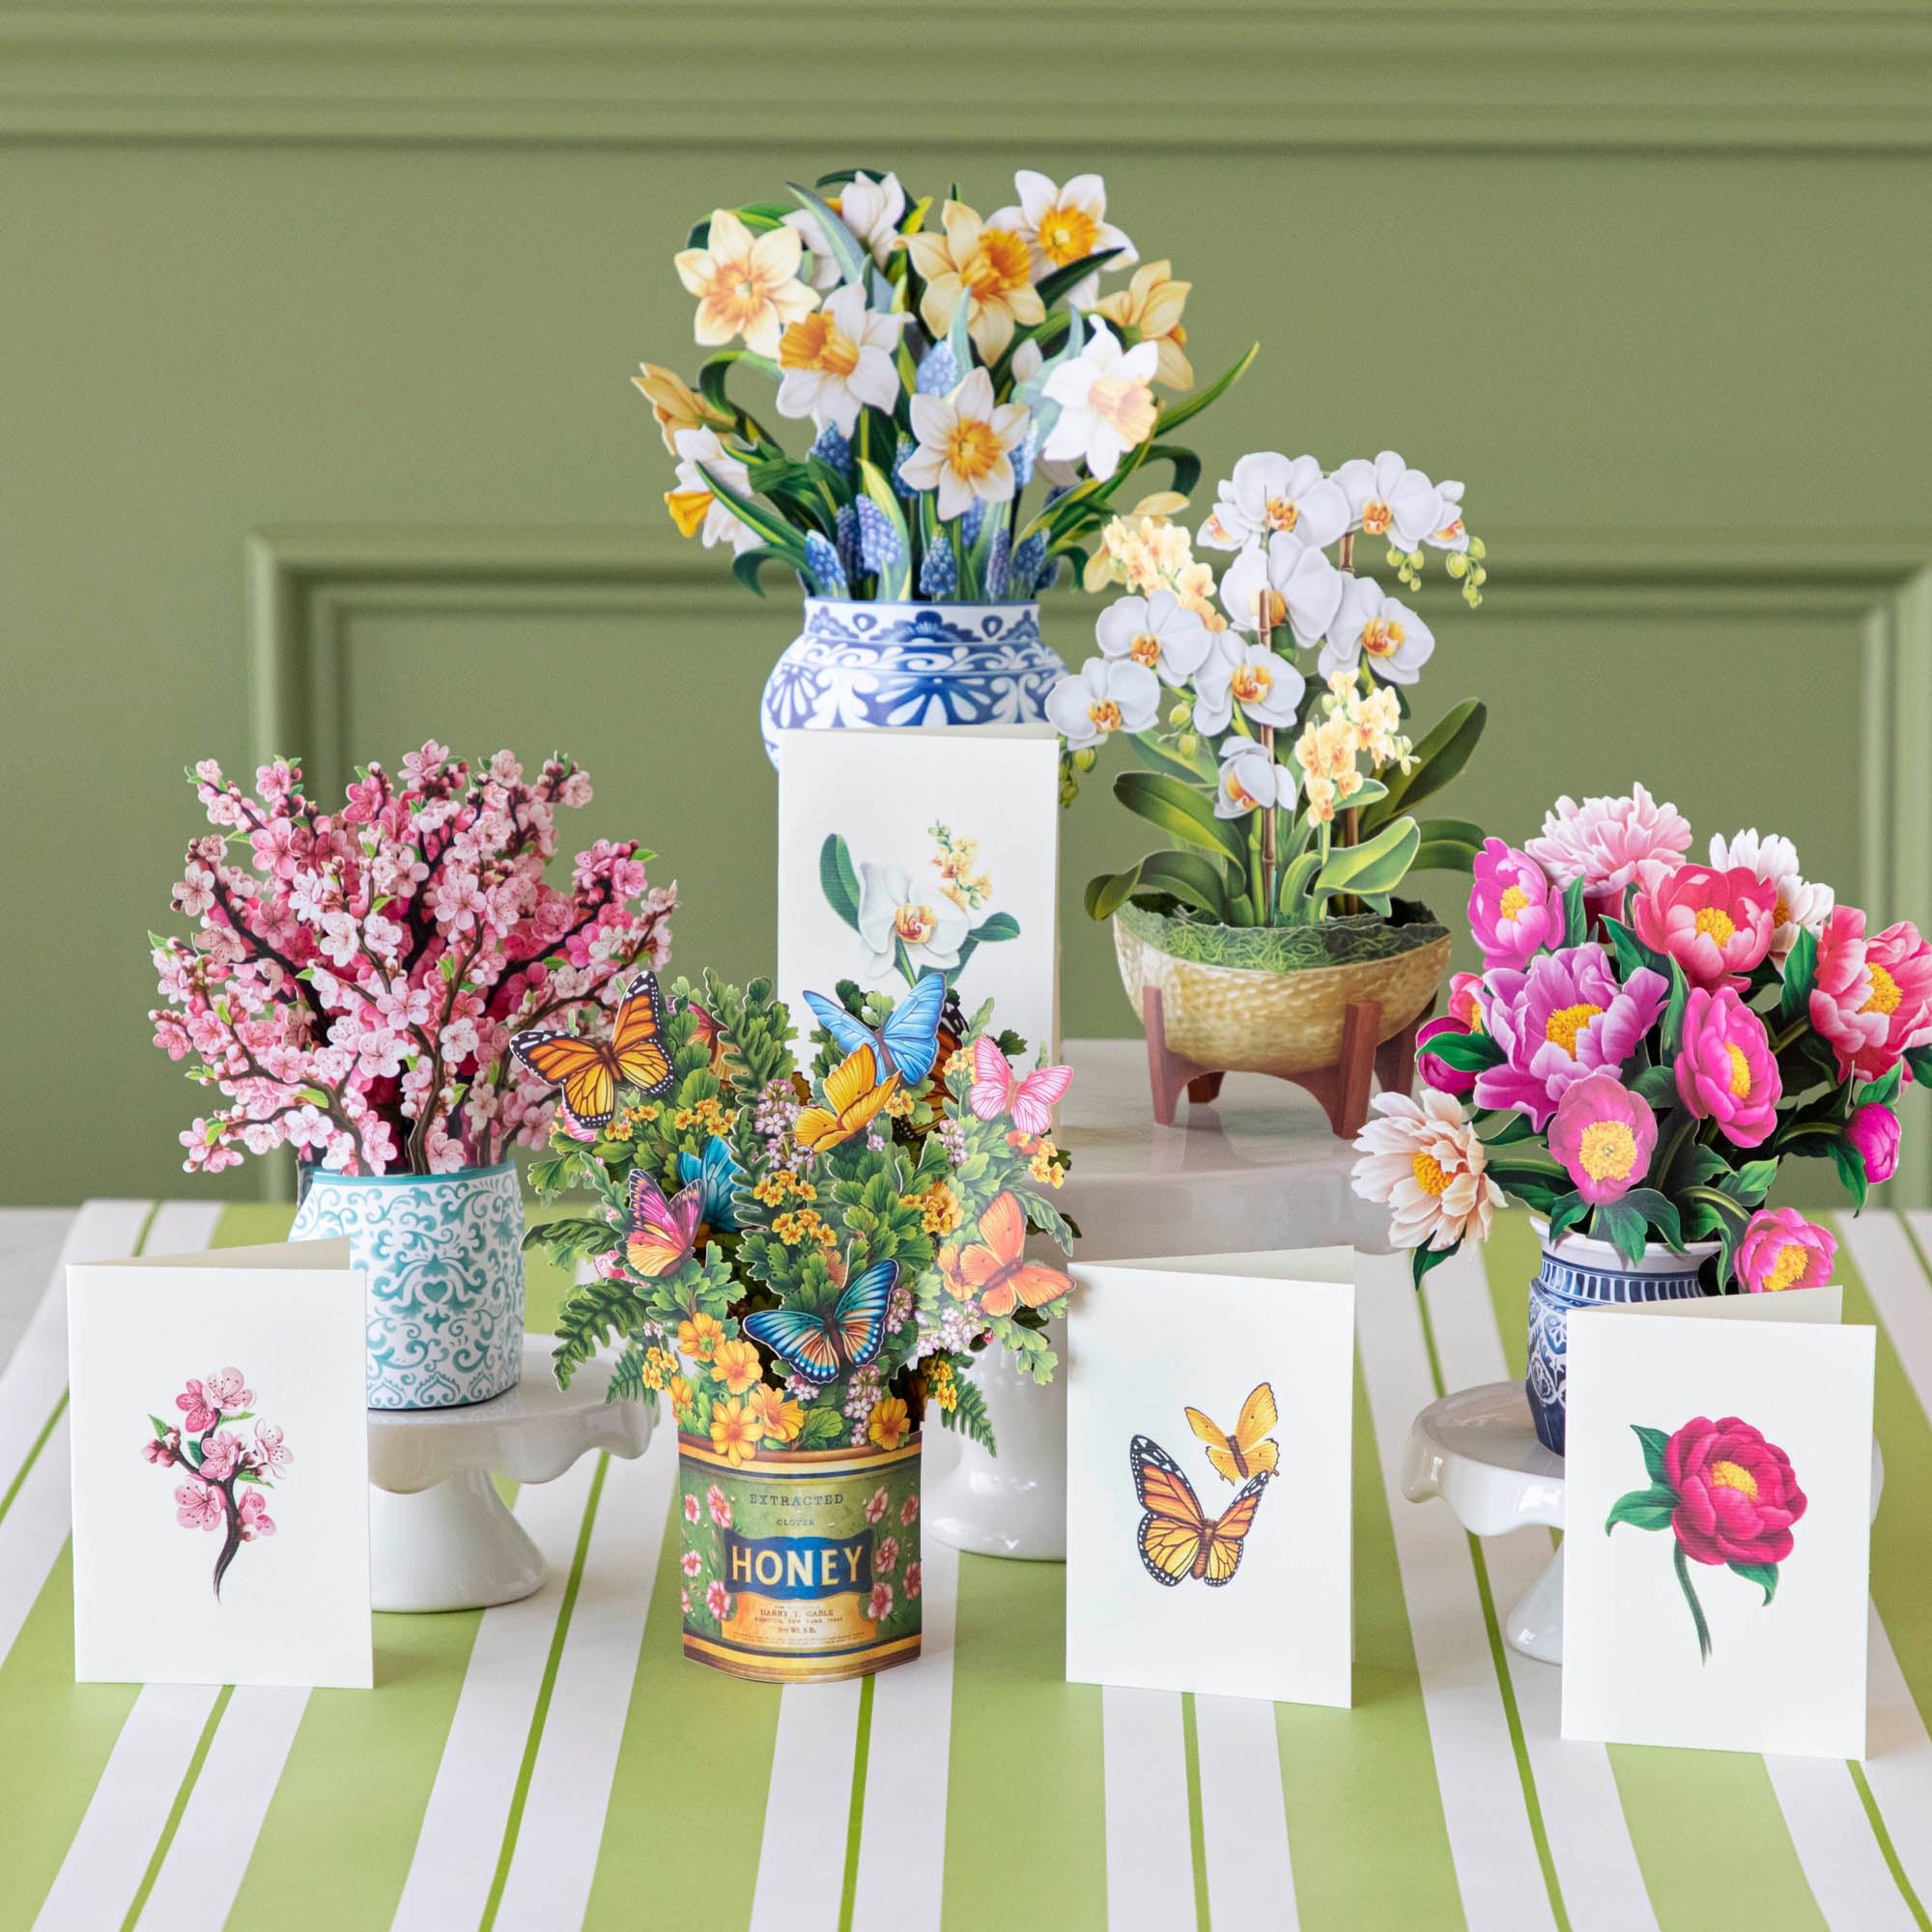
top-left (1048, 449), bottom-right (1492, 1130)
top-left (634, 165), bottom-right (1254, 760)
top-left (1350, 781), bottom-right (1931, 1450)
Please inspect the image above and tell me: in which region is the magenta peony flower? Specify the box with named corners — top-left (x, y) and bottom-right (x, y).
top-left (1665, 1416), bottom-right (1806, 1566)
top-left (1633, 864), bottom-right (1776, 991)
top-left (1548, 1071), bottom-right (1658, 1204)
top-left (1672, 985), bottom-right (1780, 1148)
top-left (1469, 839), bottom-right (1556, 970)
top-left (1733, 1206), bottom-right (1836, 1293)
top-left (1415, 974), bottom-right (1489, 1096)
top-left (1474, 945), bottom-right (1669, 1129)
top-left (1808, 906), bottom-right (1932, 1084)
top-left (1524, 782), bottom-right (1691, 893)
top-left (1848, 1101), bottom-right (1901, 1184)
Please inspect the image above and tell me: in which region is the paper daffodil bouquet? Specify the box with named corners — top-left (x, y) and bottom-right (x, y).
top-left (636, 167), bottom-right (1254, 603)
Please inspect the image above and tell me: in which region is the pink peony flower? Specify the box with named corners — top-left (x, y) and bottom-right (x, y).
top-left (1734, 1207), bottom-right (1836, 1293)
top-left (1351, 1088), bottom-right (1503, 1250)
top-left (1417, 971), bottom-right (1488, 1096)
top-left (1809, 910), bottom-right (1932, 1085)
top-left (175, 1379), bottom-right (218, 1434)
top-left (1524, 783), bottom-right (1691, 894)
top-left (175, 1479), bottom-right (225, 1531)
top-left (867, 1582), bottom-right (895, 1621)
top-left (1665, 1416), bottom-right (1805, 1567)
top-left (1633, 865), bottom-right (1775, 991)
top-left (1848, 1102), bottom-right (1901, 1185)
top-left (238, 1490), bottom-right (275, 1540)
top-left (1548, 1072), bottom-right (1657, 1205)
top-left (1474, 945), bottom-right (1669, 1129)
top-left (1673, 986), bottom-right (1780, 1148)
top-left (903, 1561), bottom-right (922, 1601)
top-left (1469, 840), bottom-right (1556, 971)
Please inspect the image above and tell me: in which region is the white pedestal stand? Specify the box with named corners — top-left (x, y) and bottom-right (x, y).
top-left (1403, 1379), bottom-right (1884, 1664)
top-left (366, 1336), bottom-right (653, 1612)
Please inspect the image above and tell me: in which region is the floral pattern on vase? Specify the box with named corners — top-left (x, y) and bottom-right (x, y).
top-left (759, 599), bottom-right (1065, 765)
top-left (290, 1163), bottom-right (525, 1409)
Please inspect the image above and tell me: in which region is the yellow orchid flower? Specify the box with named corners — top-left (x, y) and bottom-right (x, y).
top-left (1093, 261), bottom-right (1194, 390)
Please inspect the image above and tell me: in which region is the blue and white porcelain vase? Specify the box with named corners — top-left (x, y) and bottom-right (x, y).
top-left (1526, 1226), bottom-right (1718, 1455)
top-left (290, 1163), bottom-right (525, 1410)
top-left (759, 598), bottom-right (1065, 765)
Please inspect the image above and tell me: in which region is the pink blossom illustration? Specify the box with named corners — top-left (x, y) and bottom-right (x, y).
top-left (143, 1366), bottom-right (290, 1597)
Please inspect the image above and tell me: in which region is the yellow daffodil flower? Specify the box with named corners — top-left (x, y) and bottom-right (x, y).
top-left (674, 208), bottom-right (819, 358)
top-left (1093, 261), bottom-right (1194, 390)
top-left (904, 200), bottom-right (1043, 361)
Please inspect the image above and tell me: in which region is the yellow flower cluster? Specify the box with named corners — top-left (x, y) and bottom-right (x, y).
top-left (668, 1375), bottom-right (696, 1421)
top-left (710, 1395), bottom-right (761, 1467)
top-left (612, 1101), bottom-right (663, 1136)
top-left (637, 1344), bottom-right (678, 1392)
top-left (943, 1046), bottom-right (974, 1079)
top-left (1027, 1139), bottom-right (1066, 1188)
top-left (1081, 511), bottom-right (1226, 632)
top-left (773, 1208), bottom-right (837, 1248)
top-left (883, 1084), bottom-right (917, 1120)
top-left (930, 822), bottom-right (992, 912)
top-left (1294, 674), bottom-right (1418, 826)
top-left (924, 1357), bottom-right (958, 1412)
top-left (1326, 671), bottom-right (1414, 774)
top-left (673, 1096), bottom-right (737, 1135)
top-left (913, 1181), bottom-right (963, 1236)
top-left (753, 1170), bottom-right (816, 1208)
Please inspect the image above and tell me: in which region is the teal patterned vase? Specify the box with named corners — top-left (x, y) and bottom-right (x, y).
top-left (289, 1163), bottom-right (525, 1409)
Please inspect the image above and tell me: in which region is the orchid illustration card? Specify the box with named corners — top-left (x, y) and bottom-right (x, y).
top-left (1065, 1247), bottom-right (1355, 1706)
top-left (1562, 1295), bottom-right (1874, 1757)
top-left (67, 1238), bottom-right (372, 1689)
top-left (777, 726), bottom-right (1061, 1059)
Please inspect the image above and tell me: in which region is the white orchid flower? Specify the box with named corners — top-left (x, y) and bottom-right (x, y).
top-left (667, 428), bottom-right (760, 554)
top-left (1045, 656), bottom-right (1160, 752)
top-left (1197, 452), bottom-right (1350, 554)
top-left (1330, 451), bottom-right (1446, 550)
top-left (856, 863), bottom-right (970, 979)
top-left (1426, 478), bottom-right (1470, 552)
top-left (1320, 577), bottom-right (1435, 686)
top-left (1192, 634), bottom-right (1307, 736)
top-left (989, 170), bottom-right (1137, 306)
top-left (1095, 589), bottom-right (1211, 689)
top-left (1040, 324), bottom-right (1159, 481)
top-left (1218, 532), bottom-right (1346, 644)
top-left (775, 285), bottom-right (908, 437)
top-left (1216, 740), bottom-right (1297, 819)
top-left (900, 367), bottom-right (1030, 522)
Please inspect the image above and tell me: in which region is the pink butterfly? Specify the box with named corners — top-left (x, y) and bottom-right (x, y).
top-left (969, 1037), bottom-right (1074, 1137)
top-left (627, 1169), bottom-right (704, 1279)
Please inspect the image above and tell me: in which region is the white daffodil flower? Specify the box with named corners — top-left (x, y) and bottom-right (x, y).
top-left (899, 366), bottom-right (1030, 523)
top-left (775, 286), bottom-right (908, 437)
top-left (990, 170), bottom-right (1137, 307)
top-left (783, 171), bottom-right (909, 291)
top-left (1215, 740), bottom-right (1297, 819)
top-left (1218, 532), bottom-right (1346, 644)
top-left (666, 428), bottom-right (760, 554)
top-left (1708, 829), bottom-right (1835, 964)
top-left (1094, 589), bottom-right (1211, 689)
top-left (1197, 452), bottom-right (1350, 554)
top-left (1045, 656), bottom-right (1160, 753)
top-left (1320, 577), bottom-right (1435, 686)
top-left (856, 863), bottom-right (971, 979)
top-left (1040, 324), bottom-right (1159, 481)
top-left (1330, 450), bottom-right (1446, 550)
top-left (1192, 634), bottom-right (1307, 736)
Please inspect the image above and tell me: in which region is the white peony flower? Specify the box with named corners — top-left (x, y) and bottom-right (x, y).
top-left (1094, 589), bottom-right (1211, 689)
top-left (775, 285), bottom-right (907, 436)
top-left (1197, 452), bottom-right (1350, 554)
top-left (1215, 741), bottom-right (1297, 819)
top-left (1330, 450), bottom-right (1447, 550)
top-left (1320, 577), bottom-right (1435, 687)
top-left (1045, 656), bottom-right (1160, 752)
top-left (1192, 634), bottom-right (1306, 736)
top-left (1708, 828), bottom-right (1835, 964)
top-left (856, 864), bottom-right (970, 979)
top-left (1040, 324), bottom-right (1159, 481)
top-left (1218, 531), bottom-right (1346, 644)
top-left (1351, 1088), bottom-right (1502, 1251)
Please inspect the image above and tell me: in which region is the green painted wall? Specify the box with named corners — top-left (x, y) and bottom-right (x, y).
top-left (5, 6), bottom-right (1930, 1206)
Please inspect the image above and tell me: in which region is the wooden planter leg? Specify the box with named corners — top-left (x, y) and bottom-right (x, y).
top-left (1142, 987), bottom-right (1220, 1125)
top-left (1374, 1009), bottom-right (1426, 1102)
top-left (1332, 999), bottom-right (1382, 1138)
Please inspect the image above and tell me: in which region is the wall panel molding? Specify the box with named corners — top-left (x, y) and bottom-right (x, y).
top-left (10, 5), bottom-right (1932, 152)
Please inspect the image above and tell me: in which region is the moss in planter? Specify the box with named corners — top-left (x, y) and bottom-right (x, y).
top-left (1119, 895), bottom-right (1449, 972)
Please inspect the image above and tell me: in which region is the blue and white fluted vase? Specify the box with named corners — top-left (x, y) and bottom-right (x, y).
top-left (760, 598), bottom-right (1065, 766)
top-left (290, 1163), bottom-right (525, 1409)
top-left (1526, 1226), bottom-right (1718, 1454)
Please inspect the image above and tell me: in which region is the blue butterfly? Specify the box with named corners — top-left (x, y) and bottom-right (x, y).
top-left (803, 971), bottom-right (948, 1088)
top-left (676, 1134), bottom-right (745, 1234)
top-left (742, 1260), bottom-right (898, 1384)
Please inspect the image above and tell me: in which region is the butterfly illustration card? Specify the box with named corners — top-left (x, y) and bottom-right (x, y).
top-left (67, 1239), bottom-right (373, 1689)
top-left (1065, 1247), bottom-right (1355, 1707)
top-left (1561, 1296), bottom-right (1874, 1758)
top-left (777, 727), bottom-right (1062, 1060)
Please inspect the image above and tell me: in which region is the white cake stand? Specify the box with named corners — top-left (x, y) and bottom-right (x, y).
top-left (1403, 1380), bottom-right (1885, 1664)
top-left (366, 1335), bottom-right (653, 1612)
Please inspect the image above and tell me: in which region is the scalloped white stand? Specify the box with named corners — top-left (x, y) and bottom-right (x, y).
top-left (366, 1336), bottom-right (653, 1612)
top-left (1403, 1379), bottom-right (1884, 1664)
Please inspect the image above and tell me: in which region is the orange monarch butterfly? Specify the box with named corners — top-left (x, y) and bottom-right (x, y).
top-left (1185, 1382), bottom-right (1281, 1486)
top-left (794, 1044), bottom-right (899, 1152)
top-left (509, 970), bottom-right (675, 1131)
top-left (937, 1190), bottom-right (1069, 1318)
top-left (1130, 1435), bottom-right (1269, 1587)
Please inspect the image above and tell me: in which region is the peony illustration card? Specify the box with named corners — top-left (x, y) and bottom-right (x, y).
top-left (777, 726), bottom-right (1061, 1060)
top-left (67, 1238), bottom-right (372, 1689)
top-left (1561, 1292), bottom-right (1874, 1757)
top-left (1065, 1247), bottom-right (1355, 1706)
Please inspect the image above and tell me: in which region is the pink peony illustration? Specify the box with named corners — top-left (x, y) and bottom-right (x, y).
top-left (1469, 840), bottom-right (1556, 971)
top-left (1733, 1206), bottom-right (1836, 1293)
top-left (1633, 865), bottom-right (1776, 991)
top-left (144, 1365), bottom-right (289, 1596)
top-left (1548, 1072), bottom-right (1657, 1205)
top-left (1848, 1101), bottom-right (1902, 1185)
top-left (1524, 783), bottom-right (1691, 894)
top-left (1672, 986), bottom-right (1780, 1148)
top-left (1809, 906), bottom-right (1932, 1084)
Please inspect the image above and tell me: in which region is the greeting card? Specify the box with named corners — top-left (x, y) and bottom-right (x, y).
top-left (776, 726), bottom-right (1061, 1062)
top-left (1561, 1289), bottom-right (1874, 1757)
top-left (1065, 1248), bottom-right (1355, 1706)
top-left (67, 1239), bottom-right (372, 1689)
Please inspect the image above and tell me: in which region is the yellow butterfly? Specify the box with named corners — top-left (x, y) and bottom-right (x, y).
top-left (1185, 1382), bottom-right (1280, 1485)
top-left (795, 1044), bottom-right (899, 1152)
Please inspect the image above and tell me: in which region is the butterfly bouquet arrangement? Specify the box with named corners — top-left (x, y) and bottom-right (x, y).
top-left (638, 166), bottom-right (1254, 602)
top-left (150, 745), bottom-right (675, 1176)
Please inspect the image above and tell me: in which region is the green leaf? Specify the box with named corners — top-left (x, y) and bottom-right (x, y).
top-left (1127, 729), bottom-right (1216, 786)
top-left (1033, 247), bottom-right (1125, 309)
top-left (820, 834), bottom-right (862, 931)
top-left (853, 458), bottom-right (913, 599)
top-left (1084, 867), bottom-right (1143, 922)
top-left (732, 545), bottom-right (797, 597)
top-left (1112, 769), bottom-right (1247, 864)
top-left (1133, 850), bottom-right (1231, 920)
top-left (1419, 1029), bottom-right (1505, 1072)
top-left (786, 182), bottom-right (867, 288)
top-left (1605, 916), bottom-right (1671, 985)
top-left (1622, 1187), bottom-right (1684, 1251)
top-left (1722, 1157), bottom-right (1779, 1208)
top-left (1410, 1242), bottom-right (1461, 1287)
top-left (1151, 341), bottom-right (1259, 439)
top-left (1632, 1423), bottom-right (1672, 1484)
top-left (1313, 816), bottom-right (1420, 900)
top-left (967, 911), bottom-right (1019, 944)
top-left (1592, 1197), bottom-right (1647, 1265)
top-left (1728, 1558), bottom-right (1781, 1605)
top-left (1907, 1045), bottom-right (1932, 1088)
top-left (1360, 699), bottom-right (1487, 834)
top-left (1861, 1062), bottom-right (1904, 1109)
top-left (1560, 876), bottom-right (1586, 952)
top-left (1631, 1064), bottom-right (1678, 1108)
top-left (1832, 1137), bottom-right (1870, 1211)
top-left (1681, 1183), bottom-right (1750, 1280)
top-left (1658, 958), bottom-right (1691, 1063)
top-left (1605, 1485), bottom-right (1679, 1533)
top-left (1410, 816), bottom-right (1486, 873)
top-left (524, 1215), bottom-right (621, 1262)
top-left (1778, 926), bottom-right (1818, 1029)
top-left (1548, 1189), bottom-right (1590, 1244)
top-left (696, 463), bottom-right (808, 561)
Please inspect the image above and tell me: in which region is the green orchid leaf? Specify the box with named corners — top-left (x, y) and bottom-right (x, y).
top-left (820, 834), bottom-right (862, 931)
top-left (1632, 1424), bottom-right (1673, 1484)
top-left (1084, 867), bottom-right (1143, 923)
top-left (1129, 729), bottom-right (1217, 785)
top-left (1605, 1485), bottom-right (1679, 1533)
top-left (1409, 815), bottom-right (1485, 873)
top-left (1313, 815), bottom-right (1420, 899)
top-left (967, 912), bottom-right (1020, 944)
top-left (1133, 850), bottom-right (1233, 920)
top-left (1113, 769), bottom-right (1247, 864)
top-left (1359, 699), bottom-right (1487, 833)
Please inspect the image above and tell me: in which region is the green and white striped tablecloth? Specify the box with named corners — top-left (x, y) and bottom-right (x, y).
top-left (6, 1200), bottom-right (1932, 1931)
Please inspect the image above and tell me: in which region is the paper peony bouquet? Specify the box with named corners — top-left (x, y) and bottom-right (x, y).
top-left (635, 166), bottom-right (1253, 604)
top-left (1352, 784), bottom-right (1929, 1283)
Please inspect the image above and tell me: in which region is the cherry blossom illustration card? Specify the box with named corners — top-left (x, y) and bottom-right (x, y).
top-left (777, 726), bottom-right (1062, 1059)
top-left (1562, 1298), bottom-right (1874, 1757)
top-left (1065, 1247), bottom-right (1355, 1706)
top-left (67, 1238), bottom-right (372, 1688)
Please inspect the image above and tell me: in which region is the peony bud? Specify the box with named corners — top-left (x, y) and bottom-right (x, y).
top-left (1846, 1101), bottom-right (1901, 1185)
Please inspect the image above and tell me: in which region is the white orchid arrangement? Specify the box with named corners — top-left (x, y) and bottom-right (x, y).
top-left (1052, 452), bottom-right (1493, 928)
top-left (636, 168), bottom-right (1254, 605)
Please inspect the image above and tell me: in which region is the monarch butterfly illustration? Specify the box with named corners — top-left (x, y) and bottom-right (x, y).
top-left (1130, 1435), bottom-right (1269, 1587)
top-left (509, 969), bottom-right (675, 1130)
